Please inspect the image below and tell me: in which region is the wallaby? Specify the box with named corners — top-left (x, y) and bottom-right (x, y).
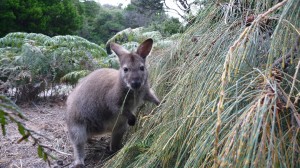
top-left (66, 38), bottom-right (160, 167)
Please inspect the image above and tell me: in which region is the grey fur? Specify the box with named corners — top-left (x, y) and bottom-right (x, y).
top-left (66, 38), bottom-right (160, 167)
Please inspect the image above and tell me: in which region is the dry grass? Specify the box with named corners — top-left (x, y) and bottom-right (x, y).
top-left (103, 0), bottom-right (300, 167)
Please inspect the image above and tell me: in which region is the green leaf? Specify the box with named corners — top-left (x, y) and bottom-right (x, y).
top-left (43, 152), bottom-right (48, 161)
top-left (17, 123), bottom-right (26, 136)
top-left (1, 124), bottom-right (6, 136)
top-left (0, 110), bottom-right (6, 125)
top-left (37, 145), bottom-right (43, 158)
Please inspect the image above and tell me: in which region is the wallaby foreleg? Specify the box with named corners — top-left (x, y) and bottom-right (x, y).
top-left (122, 110), bottom-right (136, 126)
top-left (144, 88), bottom-right (160, 105)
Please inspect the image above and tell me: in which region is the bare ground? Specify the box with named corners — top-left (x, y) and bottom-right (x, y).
top-left (0, 101), bottom-right (113, 168)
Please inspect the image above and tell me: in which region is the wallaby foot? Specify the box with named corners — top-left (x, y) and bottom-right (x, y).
top-left (73, 143), bottom-right (85, 167)
top-left (110, 126), bottom-right (127, 152)
top-left (68, 124), bottom-right (87, 167)
top-left (105, 146), bottom-right (118, 155)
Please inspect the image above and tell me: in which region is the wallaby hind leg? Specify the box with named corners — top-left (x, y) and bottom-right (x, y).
top-left (110, 125), bottom-right (128, 152)
top-left (68, 124), bottom-right (87, 167)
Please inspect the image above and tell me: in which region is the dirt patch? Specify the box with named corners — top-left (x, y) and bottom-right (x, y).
top-left (0, 101), bottom-right (113, 168)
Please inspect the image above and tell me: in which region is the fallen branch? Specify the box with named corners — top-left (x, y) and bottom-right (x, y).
top-left (39, 144), bottom-right (72, 156)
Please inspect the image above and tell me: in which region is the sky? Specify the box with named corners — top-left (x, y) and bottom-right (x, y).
top-left (95, 0), bottom-right (185, 20)
top-left (97, 0), bottom-right (130, 7)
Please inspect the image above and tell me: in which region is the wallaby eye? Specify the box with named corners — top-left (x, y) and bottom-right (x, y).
top-left (140, 66), bottom-right (145, 71)
top-left (124, 67), bottom-right (129, 73)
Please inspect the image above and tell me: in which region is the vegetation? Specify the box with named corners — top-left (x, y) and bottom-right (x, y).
top-left (1, 0), bottom-right (299, 167)
top-left (0, 95), bottom-right (53, 164)
top-left (0, 32), bottom-right (107, 102)
top-left (78, 1), bottom-right (182, 45)
top-left (103, 0), bottom-right (300, 167)
top-left (0, 0), bottom-right (82, 37)
top-left (0, 0), bottom-right (183, 45)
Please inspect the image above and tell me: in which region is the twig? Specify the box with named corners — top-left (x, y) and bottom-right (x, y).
top-left (272, 36), bottom-right (300, 69)
top-left (61, 162), bottom-right (72, 168)
top-left (286, 58), bottom-right (300, 107)
top-left (277, 85), bottom-right (300, 127)
top-left (31, 101), bottom-right (47, 114)
top-left (259, 0), bottom-right (288, 19)
top-left (162, 0), bottom-right (186, 20)
top-left (39, 144), bottom-right (72, 156)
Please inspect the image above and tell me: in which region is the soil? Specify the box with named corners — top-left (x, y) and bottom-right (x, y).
top-left (0, 100), bottom-right (113, 168)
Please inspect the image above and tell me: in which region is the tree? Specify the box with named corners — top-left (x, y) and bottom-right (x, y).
top-left (92, 7), bottom-right (125, 44)
top-left (130, 0), bottom-right (203, 22)
top-left (124, 3), bottom-right (182, 37)
top-left (131, 0), bottom-right (163, 15)
top-left (77, 3), bottom-right (126, 45)
top-left (0, 0), bottom-right (83, 37)
top-left (150, 17), bottom-right (182, 36)
top-left (126, 0), bottom-right (165, 28)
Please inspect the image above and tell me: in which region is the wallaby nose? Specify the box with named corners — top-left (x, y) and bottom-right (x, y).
top-left (131, 81), bottom-right (141, 89)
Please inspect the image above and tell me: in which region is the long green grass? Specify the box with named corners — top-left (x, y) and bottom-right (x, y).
top-left (103, 0), bottom-right (300, 167)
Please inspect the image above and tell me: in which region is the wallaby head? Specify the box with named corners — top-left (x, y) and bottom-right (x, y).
top-left (110, 39), bottom-right (153, 90)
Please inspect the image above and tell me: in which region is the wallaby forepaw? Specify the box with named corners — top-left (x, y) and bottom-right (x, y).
top-left (128, 115), bottom-right (136, 126)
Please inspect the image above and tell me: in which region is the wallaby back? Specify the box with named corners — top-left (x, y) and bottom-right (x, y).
top-left (66, 38), bottom-right (160, 167)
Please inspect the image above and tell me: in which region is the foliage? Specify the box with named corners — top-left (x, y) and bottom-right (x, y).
top-left (105, 26), bottom-right (183, 58)
top-left (60, 70), bottom-right (90, 85)
top-left (104, 0), bottom-right (300, 167)
top-left (77, 2), bottom-right (126, 45)
top-left (0, 0), bottom-right (183, 46)
top-left (123, 3), bottom-right (183, 37)
top-left (92, 7), bottom-right (125, 44)
top-left (130, 0), bottom-right (202, 22)
top-left (0, 94), bottom-right (53, 165)
top-left (123, 1), bottom-right (165, 28)
top-left (0, 0), bottom-right (82, 37)
top-left (0, 32), bottom-right (108, 102)
top-left (78, 1), bottom-right (181, 45)
top-left (152, 17), bottom-right (183, 37)
top-left (131, 0), bottom-right (163, 14)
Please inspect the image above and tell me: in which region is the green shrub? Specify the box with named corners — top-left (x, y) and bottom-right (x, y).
top-left (0, 32), bottom-right (108, 102)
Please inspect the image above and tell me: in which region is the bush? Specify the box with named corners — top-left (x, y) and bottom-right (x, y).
top-left (0, 32), bottom-right (108, 102)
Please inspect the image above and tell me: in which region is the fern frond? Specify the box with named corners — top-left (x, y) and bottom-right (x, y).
top-left (60, 70), bottom-right (90, 85)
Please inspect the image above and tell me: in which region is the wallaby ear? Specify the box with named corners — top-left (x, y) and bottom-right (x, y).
top-left (136, 38), bottom-right (153, 59)
top-left (110, 42), bottom-right (130, 58)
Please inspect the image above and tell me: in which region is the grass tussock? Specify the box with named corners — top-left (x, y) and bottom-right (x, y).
top-left (103, 0), bottom-right (300, 167)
